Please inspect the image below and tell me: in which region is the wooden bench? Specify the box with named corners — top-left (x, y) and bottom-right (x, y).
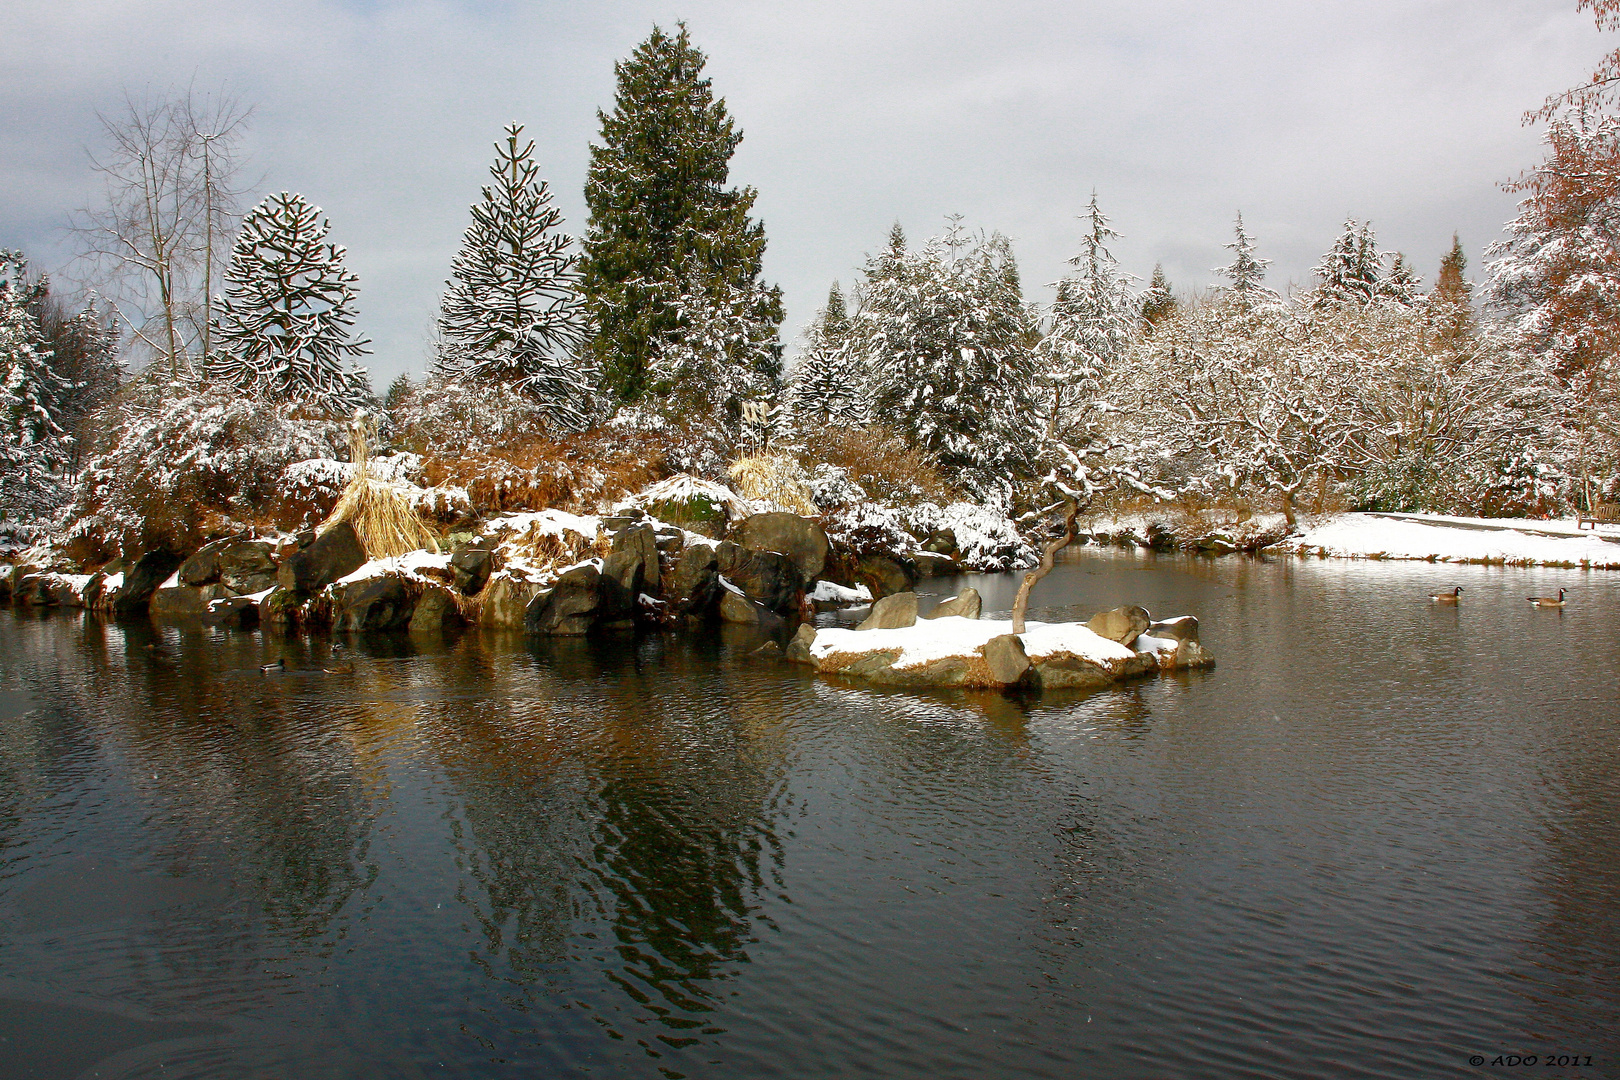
top-left (1577, 502), bottom-right (1620, 530)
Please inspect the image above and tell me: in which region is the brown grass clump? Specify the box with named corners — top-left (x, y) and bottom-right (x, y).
top-left (322, 419), bottom-right (441, 558)
top-left (728, 453), bottom-right (818, 513)
top-left (800, 424), bottom-right (956, 505)
top-left (419, 424), bottom-right (674, 513)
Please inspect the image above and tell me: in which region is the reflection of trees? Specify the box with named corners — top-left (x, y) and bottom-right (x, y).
top-left (433, 630), bottom-right (791, 1055)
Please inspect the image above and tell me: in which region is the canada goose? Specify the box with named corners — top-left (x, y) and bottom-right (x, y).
top-left (1429, 587), bottom-right (1462, 603)
top-left (259, 658), bottom-right (286, 673)
top-left (1527, 588), bottom-right (1567, 608)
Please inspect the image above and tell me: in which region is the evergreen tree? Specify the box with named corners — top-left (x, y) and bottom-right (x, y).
top-left (790, 282), bottom-right (867, 426)
top-left (1312, 219), bottom-right (1416, 306)
top-left (436, 123), bottom-right (595, 432)
top-left (1379, 251), bottom-right (1421, 305)
top-left (1214, 212), bottom-right (1274, 304)
top-left (384, 372), bottom-right (414, 412)
top-left (1140, 263), bottom-right (1177, 326)
top-left (28, 280), bottom-right (121, 447)
top-left (648, 278), bottom-right (781, 424)
top-left (1433, 234), bottom-right (1476, 344)
top-left (853, 225), bottom-right (1042, 496)
top-left (208, 192), bottom-right (373, 415)
top-left (1, 251), bottom-right (72, 518)
top-left (581, 23), bottom-right (783, 402)
top-left (1041, 193), bottom-right (1139, 440)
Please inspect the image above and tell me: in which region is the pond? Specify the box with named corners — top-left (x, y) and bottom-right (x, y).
top-left (1, 550), bottom-right (1617, 1078)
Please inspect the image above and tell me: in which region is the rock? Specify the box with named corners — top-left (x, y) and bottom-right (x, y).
top-left (1196, 535), bottom-right (1236, 555)
top-left (735, 513), bottom-right (830, 581)
top-left (719, 589), bottom-right (786, 631)
top-left (151, 583), bottom-right (236, 620)
top-left (450, 546), bottom-right (494, 595)
top-left (178, 538), bottom-right (277, 591)
top-left (333, 575), bottom-right (414, 633)
top-left (1086, 605), bottom-right (1151, 647)
top-left (480, 575), bottom-right (544, 629)
top-left (856, 591), bottom-right (917, 631)
top-left (926, 588), bottom-right (981, 620)
top-left (11, 573), bottom-right (53, 607)
top-left (667, 542), bottom-right (720, 615)
top-left (1147, 615), bottom-right (1199, 642)
top-left (525, 563), bottom-right (601, 636)
top-left (750, 640), bottom-right (784, 660)
top-left (205, 595), bottom-right (261, 629)
top-left (599, 549), bottom-right (645, 619)
top-left (1027, 656), bottom-right (1118, 690)
top-left (654, 527), bottom-right (685, 555)
top-left (409, 584), bottom-right (463, 634)
top-left (259, 586), bottom-right (303, 630)
top-left (278, 522), bottom-right (366, 596)
top-left (910, 551), bottom-right (961, 577)
top-left (923, 528), bottom-right (958, 556)
top-left (115, 550), bottom-right (184, 616)
top-left (611, 524), bottom-right (660, 595)
top-left (716, 542), bottom-right (803, 613)
top-left (785, 623), bottom-right (817, 665)
top-left (854, 554), bottom-right (915, 599)
top-left (982, 634), bottom-right (1030, 686)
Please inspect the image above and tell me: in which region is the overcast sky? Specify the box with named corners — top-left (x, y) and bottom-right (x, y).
top-left (0, 1), bottom-right (1605, 387)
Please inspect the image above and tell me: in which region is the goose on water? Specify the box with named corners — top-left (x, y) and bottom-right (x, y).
top-left (1527, 588), bottom-right (1567, 608)
top-left (1429, 587), bottom-right (1462, 603)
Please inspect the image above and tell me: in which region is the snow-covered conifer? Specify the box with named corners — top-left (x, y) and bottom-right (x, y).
top-left (208, 192), bottom-right (373, 415)
top-left (791, 282), bottom-right (867, 426)
top-left (1140, 264), bottom-right (1177, 327)
top-left (1, 251), bottom-right (72, 518)
top-left (1040, 193), bottom-right (1138, 441)
top-left (435, 124), bottom-right (595, 433)
top-left (648, 274), bottom-right (782, 426)
top-left (1213, 212), bottom-right (1274, 304)
top-left (853, 225), bottom-right (1042, 497)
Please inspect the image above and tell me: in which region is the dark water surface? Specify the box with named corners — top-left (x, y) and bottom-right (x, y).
top-left (2, 551), bottom-right (1618, 1079)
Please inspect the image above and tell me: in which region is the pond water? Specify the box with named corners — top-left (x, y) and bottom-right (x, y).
top-left (1, 550), bottom-right (1618, 1079)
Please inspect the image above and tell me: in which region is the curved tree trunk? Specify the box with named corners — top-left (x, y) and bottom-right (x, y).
top-left (1011, 495), bottom-right (1079, 635)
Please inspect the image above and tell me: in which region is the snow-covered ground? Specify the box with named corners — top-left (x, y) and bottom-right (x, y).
top-left (1277, 512), bottom-right (1620, 569)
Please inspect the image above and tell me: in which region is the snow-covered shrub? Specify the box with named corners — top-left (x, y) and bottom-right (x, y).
top-left (799, 423), bottom-right (954, 506)
top-left (901, 501), bottom-right (1034, 571)
top-left (807, 463), bottom-right (868, 509)
top-left (67, 381), bottom-right (349, 554)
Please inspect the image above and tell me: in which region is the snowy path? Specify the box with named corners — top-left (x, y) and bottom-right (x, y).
top-left (1275, 512), bottom-right (1620, 568)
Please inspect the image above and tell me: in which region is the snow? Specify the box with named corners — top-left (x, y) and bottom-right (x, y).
top-left (634, 474), bottom-right (747, 520)
top-left (159, 570), bottom-right (181, 589)
top-left (810, 616), bottom-right (1137, 672)
top-left (101, 572), bottom-right (124, 591)
top-left (1278, 512), bottom-right (1620, 568)
top-left (334, 550), bottom-right (453, 586)
top-left (810, 580), bottom-right (871, 603)
top-left (487, 508), bottom-right (600, 540)
top-left (717, 574), bottom-right (746, 596)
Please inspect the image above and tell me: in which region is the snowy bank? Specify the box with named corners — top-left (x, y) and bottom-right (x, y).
top-left (1275, 512), bottom-right (1620, 569)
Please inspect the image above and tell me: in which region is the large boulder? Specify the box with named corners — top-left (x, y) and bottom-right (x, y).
top-left (715, 542), bottom-right (804, 613)
top-left (983, 634), bottom-right (1030, 685)
top-left (259, 586), bottom-right (303, 630)
top-left (525, 563), bottom-right (601, 636)
top-left (279, 522), bottom-right (366, 596)
top-left (333, 575), bottom-right (415, 633)
top-left (114, 550), bottom-right (184, 616)
top-left (179, 538), bottom-right (276, 593)
top-left (480, 575), bottom-right (544, 629)
top-left (910, 551), bottom-right (961, 578)
top-left (922, 529), bottom-right (958, 556)
top-left (203, 595), bottom-right (260, 630)
top-left (857, 592), bottom-right (917, 631)
top-left (1086, 605), bottom-right (1151, 647)
top-left (450, 546), bottom-right (494, 595)
top-left (410, 584), bottom-right (464, 635)
top-left (785, 623), bottom-right (817, 665)
top-left (854, 554), bottom-right (915, 600)
top-left (598, 550), bottom-right (644, 622)
top-left (666, 542), bottom-right (720, 616)
top-left (735, 513), bottom-right (830, 582)
top-left (719, 589), bottom-right (786, 632)
top-left (926, 588), bottom-right (981, 620)
top-left (151, 583), bottom-right (236, 620)
top-left (1147, 615), bottom-right (1199, 642)
top-left (611, 524), bottom-right (660, 593)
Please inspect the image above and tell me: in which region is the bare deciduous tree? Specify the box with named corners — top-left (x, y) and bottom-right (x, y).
top-left (71, 88), bottom-right (251, 377)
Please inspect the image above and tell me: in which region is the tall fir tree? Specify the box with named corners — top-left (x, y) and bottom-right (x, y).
top-left (790, 282), bottom-right (866, 426)
top-left (581, 23), bottom-right (783, 403)
top-left (1041, 193), bottom-right (1138, 440)
top-left (208, 192), bottom-right (373, 415)
top-left (1214, 212), bottom-right (1274, 303)
top-left (436, 124), bottom-right (594, 432)
top-left (1433, 234), bottom-right (1476, 345)
top-left (1, 251), bottom-right (72, 518)
top-left (853, 225), bottom-right (1041, 496)
top-left (1140, 264), bottom-right (1177, 326)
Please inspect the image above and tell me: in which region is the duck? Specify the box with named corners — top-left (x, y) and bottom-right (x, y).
top-left (1527, 588), bottom-right (1567, 608)
top-left (259, 658), bottom-right (286, 673)
top-left (322, 662), bottom-right (354, 675)
top-left (1429, 587), bottom-right (1462, 604)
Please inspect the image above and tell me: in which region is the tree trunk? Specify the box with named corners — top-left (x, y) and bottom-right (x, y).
top-left (1011, 495), bottom-right (1079, 635)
